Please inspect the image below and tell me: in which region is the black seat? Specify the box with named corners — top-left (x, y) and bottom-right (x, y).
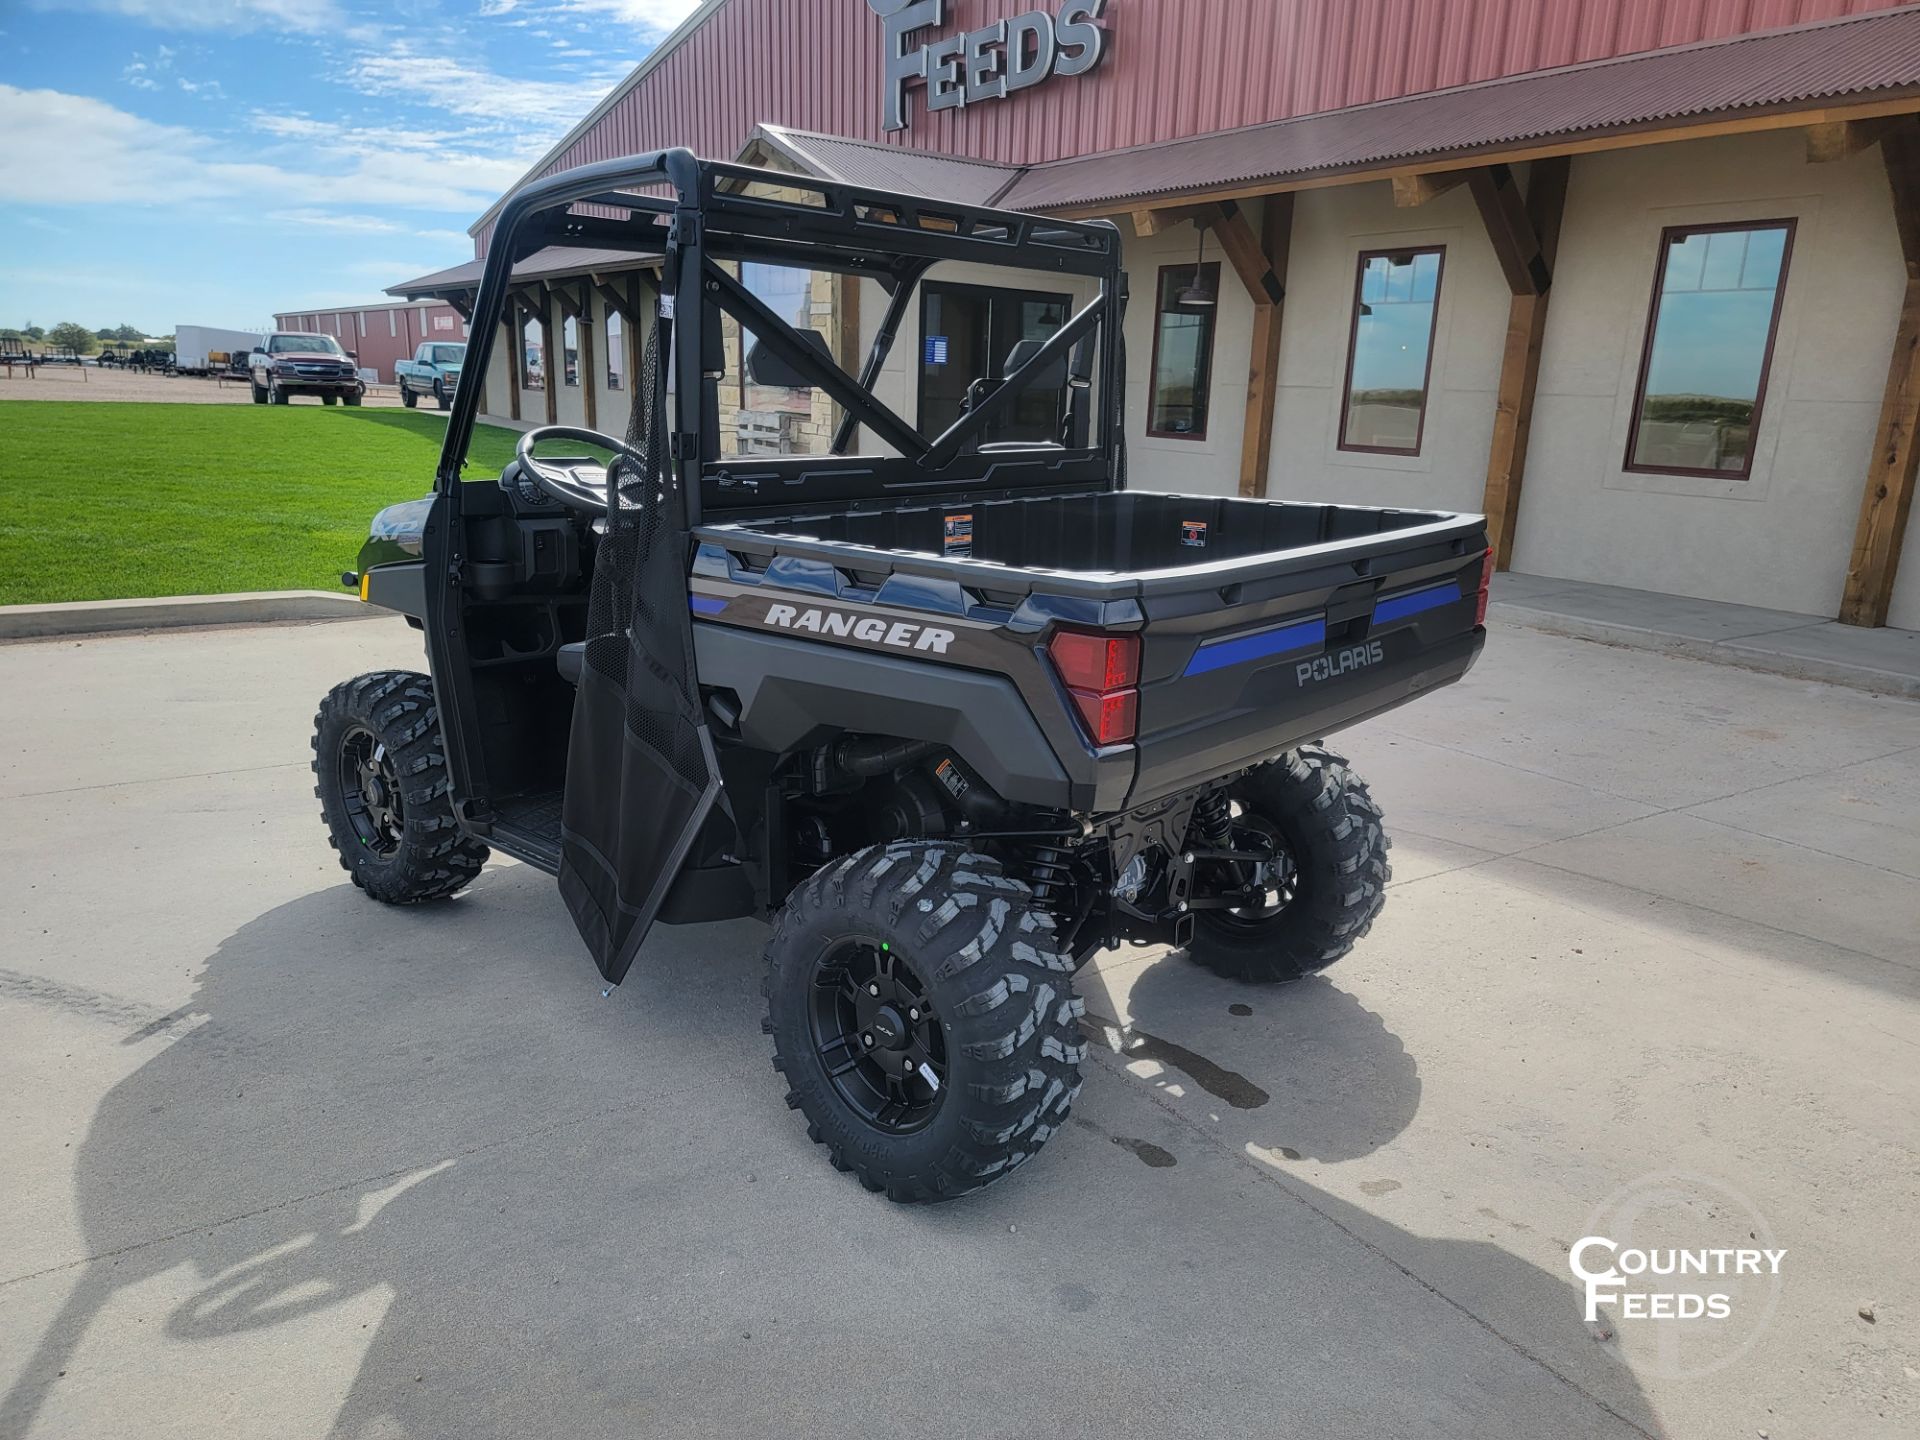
top-left (557, 641), bottom-right (586, 686)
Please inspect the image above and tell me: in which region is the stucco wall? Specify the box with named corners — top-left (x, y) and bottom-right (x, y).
top-left (1094, 130), bottom-right (1916, 626)
top-left (1518, 128), bottom-right (1907, 624)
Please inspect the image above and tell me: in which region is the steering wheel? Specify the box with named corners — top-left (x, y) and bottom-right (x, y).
top-left (513, 425), bottom-right (650, 514)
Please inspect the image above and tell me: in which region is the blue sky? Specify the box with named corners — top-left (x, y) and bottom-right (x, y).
top-left (0, 0), bottom-right (701, 336)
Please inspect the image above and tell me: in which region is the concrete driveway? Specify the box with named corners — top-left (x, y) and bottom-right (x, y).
top-left (0, 618), bottom-right (1914, 1439)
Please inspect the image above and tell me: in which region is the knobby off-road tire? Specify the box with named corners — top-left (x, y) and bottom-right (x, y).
top-left (763, 842), bottom-right (1086, 1203)
top-left (312, 670), bottom-right (488, 904)
top-left (1187, 744), bottom-right (1390, 984)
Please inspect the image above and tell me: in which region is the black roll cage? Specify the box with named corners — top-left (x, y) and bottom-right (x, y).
top-left (435, 148), bottom-right (1127, 523)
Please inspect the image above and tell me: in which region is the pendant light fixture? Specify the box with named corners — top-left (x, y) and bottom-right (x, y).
top-left (1178, 218), bottom-right (1216, 307)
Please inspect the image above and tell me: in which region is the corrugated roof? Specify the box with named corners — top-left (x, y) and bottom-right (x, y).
top-left (388, 246), bottom-right (657, 299)
top-left (749, 124), bottom-right (1023, 206)
top-left (1001, 6), bottom-right (1920, 211)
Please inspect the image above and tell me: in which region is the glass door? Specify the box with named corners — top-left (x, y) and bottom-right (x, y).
top-left (918, 281), bottom-right (1070, 447)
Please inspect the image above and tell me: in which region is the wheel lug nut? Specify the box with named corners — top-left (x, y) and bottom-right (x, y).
top-left (868, 983), bottom-right (880, 996)
top-left (862, 1033), bottom-right (873, 1047)
top-left (908, 1007), bottom-right (919, 1021)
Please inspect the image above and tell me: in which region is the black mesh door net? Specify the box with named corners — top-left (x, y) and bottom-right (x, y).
top-left (557, 323), bottom-right (722, 985)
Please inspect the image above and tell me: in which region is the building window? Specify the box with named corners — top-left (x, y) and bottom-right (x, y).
top-left (1339, 247), bottom-right (1445, 455)
top-left (562, 314), bottom-right (580, 387)
top-left (606, 309), bottom-right (624, 390)
top-left (738, 263), bottom-right (816, 413)
top-left (1147, 262), bottom-right (1220, 439)
top-left (520, 311), bottom-right (543, 390)
top-left (1626, 220), bottom-right (1795, 478)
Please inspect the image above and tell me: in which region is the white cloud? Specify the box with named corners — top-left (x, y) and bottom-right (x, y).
top-left (35, 0), bottom-right (346, 36)
top-left (265, 209), bottom-right (469, 245)
top-left (554, 0), bottom-right (702, 30)
top-left (0, 84), bottom-right (534, 211)
top-left (342, 42), bottom-right (631, 129)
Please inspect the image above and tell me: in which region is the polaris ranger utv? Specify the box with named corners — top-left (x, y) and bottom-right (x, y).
top-left (315, 150), bottom-right (1490, 1202)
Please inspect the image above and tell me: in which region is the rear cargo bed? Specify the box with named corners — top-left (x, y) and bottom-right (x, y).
top-left (706, 490), bottom-right (1471, 590)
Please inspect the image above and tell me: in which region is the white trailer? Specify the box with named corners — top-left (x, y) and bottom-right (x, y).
top-left (174, 324), bottom-right (262, 376)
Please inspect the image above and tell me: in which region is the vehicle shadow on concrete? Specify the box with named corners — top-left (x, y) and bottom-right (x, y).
top-left (1082, 952), bottom-right (1423, 1163)
top-left (2, 873), bottom-right (1664, 1439)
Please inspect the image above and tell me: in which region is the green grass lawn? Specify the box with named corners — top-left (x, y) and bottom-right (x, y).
top-left (0, 403), bottom-right (525, 605)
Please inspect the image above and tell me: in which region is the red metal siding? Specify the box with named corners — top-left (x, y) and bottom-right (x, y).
top-left (271, 303), bottom-right (467, 381)
top-left (476, 0), bottom-right (1910, 250)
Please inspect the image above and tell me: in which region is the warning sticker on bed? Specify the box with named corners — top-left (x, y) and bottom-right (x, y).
top-left (1181, 519), bottom-right (1209, 548)
top-left (944, 512), bottom-right (974, 557)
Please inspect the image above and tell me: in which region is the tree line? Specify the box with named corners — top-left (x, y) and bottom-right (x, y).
top-left (2, 322), bottom-right (174, 356)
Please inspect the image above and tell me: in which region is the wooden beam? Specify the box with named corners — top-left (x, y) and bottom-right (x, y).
top-left (1806, 116), bottom-right (1906, 163)
top-left (590, 272), bottom-right (636, 318)
top-left (1205, 199), bottom-right (1286, 305)
top-left (1478, 157), bottom-right (1570, 570)
top-left (1392, 170), bottom-right (1469, 207)
top-left (1238, 193), bottom-right (1293, 499)
top-left (1129, 202), bottom-right (1218, 237)
top-left (536, 294), bottom-right (557, 427)
top-left (1469, 163), bottom-right (1551, 297)
top-left (1050, 95), bottom-right (1920, 221)
top-left (578, 293), bottom-right (597, 432)
top-left (836, 271), bottom-right (863, 448)
top-left (502, 306), bottom-right (521, 424)
top-left (1841, 121), bottom-right (1920, 626)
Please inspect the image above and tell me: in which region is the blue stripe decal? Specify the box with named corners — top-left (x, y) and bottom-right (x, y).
top-left (1373, 582), bottom-right (1461, 625)
top-left (689, 595), bottom-right (727, 615)
top-left (1184, 617), bottom-right (1326, 677)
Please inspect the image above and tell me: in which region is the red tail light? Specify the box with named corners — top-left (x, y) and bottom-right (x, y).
top-left (1047, 628), bottom-right (1140, 746)
top-left (1474, 546), bottom-right (1494, 627)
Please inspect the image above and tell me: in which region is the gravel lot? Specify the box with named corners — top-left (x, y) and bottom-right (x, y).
top-left (0, 617), bottom-right (1914, 1439)
top-left (0, 367), bottom-right (415, 407)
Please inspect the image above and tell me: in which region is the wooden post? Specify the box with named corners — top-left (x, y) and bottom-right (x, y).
top-left (503, 296), bottom-right (522, 423)
top-left (836, 272), bottom-right (863, 449)
top-left (1185, 198), bottom-right (1290, 497)
top-left (1472, 158), bottom-right (1569, 570)
top-left (574, 284), bottom-right (598, 432)
top-left (1841, 121), bottom-right (1920, 626)
top-left (538, 291), bottom-right (557, 427)
top-left (1239, 195), bottom-right (1292, 498)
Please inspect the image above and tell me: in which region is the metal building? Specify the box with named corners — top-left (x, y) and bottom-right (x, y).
top-left (391, 0), bottom-right (1920, 629)
top-left (271, 300), bottom-right (470, 384)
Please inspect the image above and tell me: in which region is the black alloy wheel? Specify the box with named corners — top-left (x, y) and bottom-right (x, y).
top-left (808, 937), bottom-right (947, 1135)
top-left (312, 670), bottom-right (489, 904)
top-left (1201, 808), bottom-right (1300, 932)
top-left (1185, 745), bottom-right (1391, 983)
top-left (336, 722), bottom-right (404, 858)
top-left (763, 842), bottom-right (1084, 1202)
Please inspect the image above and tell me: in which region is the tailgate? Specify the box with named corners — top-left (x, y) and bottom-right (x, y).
top-left (1126, 516), bottom-right (1488, 807)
